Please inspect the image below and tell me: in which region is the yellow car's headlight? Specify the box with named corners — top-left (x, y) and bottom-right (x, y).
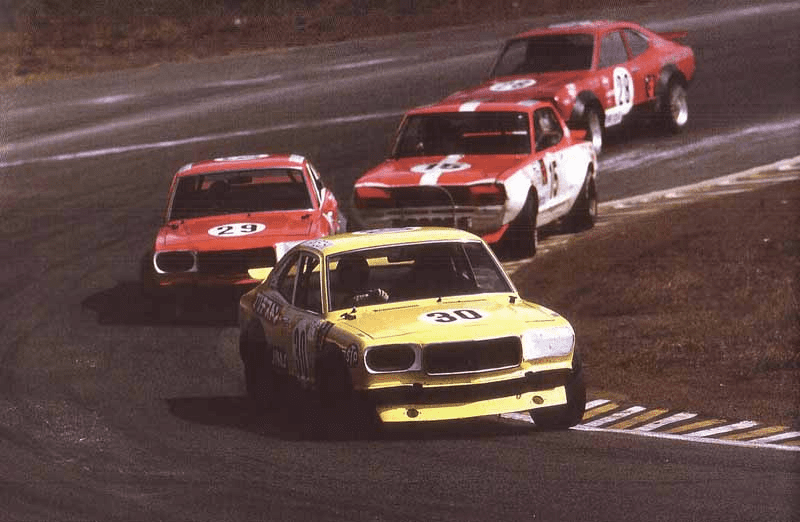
top-left (521, 325), bottom-right (575, 361)
top-left (364, 344), bottom-right (421, 373)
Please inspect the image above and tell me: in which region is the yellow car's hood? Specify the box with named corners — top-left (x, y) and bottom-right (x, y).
top-left (337, 294), bottom-right (564, 342)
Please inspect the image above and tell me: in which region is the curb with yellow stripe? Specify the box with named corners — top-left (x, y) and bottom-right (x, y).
top-left (573, 398), bottom-right (797, 450)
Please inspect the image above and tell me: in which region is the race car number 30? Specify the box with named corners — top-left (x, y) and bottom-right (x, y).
top-left (419, 309), bottom-right (488, 323)
top-left (208, 223), bottom-right (266, 237)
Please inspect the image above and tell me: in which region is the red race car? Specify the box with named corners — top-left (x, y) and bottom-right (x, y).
top-left (142, 154), bottom-right (342, 314)
top-left (351, 99), bottom-right (597, 258)
top-left (444, 20), bottom-right (695, 153)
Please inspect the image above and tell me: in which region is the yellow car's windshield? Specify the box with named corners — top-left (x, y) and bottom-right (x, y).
top-left (327, 240), bottom-right (512, 311)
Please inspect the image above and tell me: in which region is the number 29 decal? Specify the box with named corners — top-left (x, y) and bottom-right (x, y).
top-left (419, 309), bottom-right (488, 324)
top-left (208, 223), bottom-right (266, 237)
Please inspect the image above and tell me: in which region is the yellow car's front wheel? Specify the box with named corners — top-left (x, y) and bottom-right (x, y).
top-left (530, 362), bottom-right (586, 429)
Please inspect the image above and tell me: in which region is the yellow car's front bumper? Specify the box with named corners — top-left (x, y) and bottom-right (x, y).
top-left (365, 368), bottom-right (572, 423)
top-left (376, 385), bottom-right (567, 422)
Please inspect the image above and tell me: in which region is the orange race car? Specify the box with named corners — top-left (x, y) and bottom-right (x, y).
top-left (142, 154), bottom-right (342, 316)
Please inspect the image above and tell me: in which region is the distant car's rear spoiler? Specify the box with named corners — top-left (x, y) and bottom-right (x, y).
top-left (658, 30), bottom-right (689, 43)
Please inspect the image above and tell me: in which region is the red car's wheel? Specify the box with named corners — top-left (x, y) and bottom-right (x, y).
top-left (664, 80), bottom-right (689, 133)
top-left (585, 107), bottom-right (604, 154)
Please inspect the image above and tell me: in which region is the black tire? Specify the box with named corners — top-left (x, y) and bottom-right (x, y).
top-left (312, 348), bottom-right (381, 439)
top-left (584, 106), bottom-right (604, 154)
top-left (530, 357), bottom-right (587, 430)
top-left (240, 324), bottom-right (274, 408)
top-left (662, 79), bottom-right (689, 133)
top-left (567, 173), bottom-right (597, 232)
top-left (505, 192), bottom-right (538, 259)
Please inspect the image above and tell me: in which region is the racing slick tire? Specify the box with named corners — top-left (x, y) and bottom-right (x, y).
top-left (530, 356), bottom-right (586, 430)
top-left (584, 106), bottom-right (604, 154)
top-left (312, 347), bottom-right (381, 439)
top-left (505, 191), bottom-right (538, 259)
top-left (566, 172), bottom-right (597, 232)
top-left (662, 79), bottom-right (689, 134)
top-left (240, 324), bottom-right (275, 409)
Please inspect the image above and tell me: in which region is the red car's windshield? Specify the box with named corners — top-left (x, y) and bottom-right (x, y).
top-left (491, 33), bottom-right (594, 76)
top-left (169, 168), bottom-right (311, 221)
top-left (393, 112), bottom-right (531, 157)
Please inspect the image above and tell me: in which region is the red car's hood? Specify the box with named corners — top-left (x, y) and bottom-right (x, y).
top-left (357, 154), bottom-right (526, 187)
top-left (445, 72), bottom-right (588, 102)
top-left (155, 211), bottom-right (315, 251)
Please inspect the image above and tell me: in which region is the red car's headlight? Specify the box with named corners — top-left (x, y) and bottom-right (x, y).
top-left (154, 251), bottom-right (196, 273)
top-left (354, 186), bottom-right (394, 209)
top-left (468, 184), bottom-right (506, 206)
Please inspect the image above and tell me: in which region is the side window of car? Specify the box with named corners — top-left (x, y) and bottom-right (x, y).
top-left (623, 29), bottom-right (649, 58)
top-left (533, 108), bottom-right (563, 151)
top-left (275, 253), bottom-right (300, 303)
top-left (293, 254), bottom-right (322, 314)
top-left (597, 31), bottom-right (628, 69)
top-left (307, 162), bottom-right (324, 197)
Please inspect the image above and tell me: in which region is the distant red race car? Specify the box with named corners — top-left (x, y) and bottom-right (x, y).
top-left (142, 154), bottom-right (342, 313)
top-left (351, 99), bottom-right (597, 258)
top-left (444, 20), bottom-right (695, 153)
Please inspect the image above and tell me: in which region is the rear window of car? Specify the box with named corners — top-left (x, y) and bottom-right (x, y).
top-left (624, 29), bottom-right (649, 57)
top-left (169, 168), bottom-right (312, 220)
top-left (597, 31), bottom-right (629, 69)
top-left (393, 111), bottom-right (531, 157)
top-left (491, 33), bottom-right (594, 76)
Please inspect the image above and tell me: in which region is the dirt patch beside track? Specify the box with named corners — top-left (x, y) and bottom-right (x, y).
top-left (512, 179), bottom-right (800, 428)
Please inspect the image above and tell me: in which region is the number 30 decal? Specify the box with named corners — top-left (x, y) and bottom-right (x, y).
top-left (208, 222), bottom-right (266, 237)
top-left (419, 309), bottom-right (487, 323)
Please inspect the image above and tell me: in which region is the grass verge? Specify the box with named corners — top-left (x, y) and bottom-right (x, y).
top-left (512, 180), bottom-right (800, 427)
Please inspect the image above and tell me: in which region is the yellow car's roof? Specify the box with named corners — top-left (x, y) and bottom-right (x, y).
top-left (297, 227), bottom-right (485, 257)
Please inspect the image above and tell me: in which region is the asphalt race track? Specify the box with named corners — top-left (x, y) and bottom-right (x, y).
top-left (1, 2), bottom-right (799, 520)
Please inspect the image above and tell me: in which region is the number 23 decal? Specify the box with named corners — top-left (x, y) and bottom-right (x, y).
top-left (208, 222), bottom-right (266, 237)
top-left (420, 309), bottom-right (487, 323)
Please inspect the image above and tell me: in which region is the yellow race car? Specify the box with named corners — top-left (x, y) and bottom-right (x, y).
top-left (238, 227), bottom-right (584, 433)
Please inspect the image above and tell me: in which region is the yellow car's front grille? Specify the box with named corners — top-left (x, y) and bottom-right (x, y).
top-left (423, 336), bottom-right (522, 375)
top-left (366, 369), bottom-right (572, 406)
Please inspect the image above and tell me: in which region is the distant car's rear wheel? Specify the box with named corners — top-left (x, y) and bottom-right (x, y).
top-left (505, 192), bottom-right (538, 259)
top-left (530, 355), bottom-right (586, 429)
top-left (240, 324), bottom-right (274, 408)
top-left (585, 107), bottom-right (604, 154)
top-left (567, 173), bottom-right (597, 231)
top-left (663, 80), bottom-right (689, 133)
